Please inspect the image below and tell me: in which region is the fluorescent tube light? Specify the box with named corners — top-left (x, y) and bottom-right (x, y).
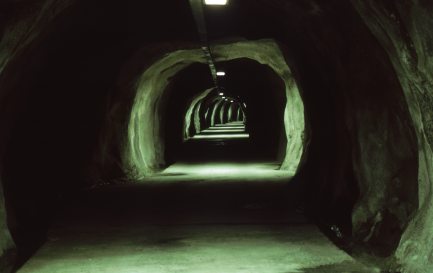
top-left (205, 0), bottom-right (228, 6)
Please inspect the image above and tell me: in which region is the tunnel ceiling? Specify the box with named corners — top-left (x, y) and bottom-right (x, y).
top-left (1, 1), bottom-right (433, 273)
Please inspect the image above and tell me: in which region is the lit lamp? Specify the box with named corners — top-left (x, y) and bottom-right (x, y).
top-left (216, 71), bottom-right (226, 76)
top-left (204, 0), bottom-right (228, 5)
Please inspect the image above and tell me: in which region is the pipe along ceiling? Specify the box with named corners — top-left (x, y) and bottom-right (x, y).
top-left (0, 1), bottom-right (432, 272)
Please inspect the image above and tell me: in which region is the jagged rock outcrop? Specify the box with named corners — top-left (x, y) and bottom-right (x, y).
top-left (351, 1), bottom-right (433, 272)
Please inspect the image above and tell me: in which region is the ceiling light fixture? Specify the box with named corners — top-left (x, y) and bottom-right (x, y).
top-left (216, 71), bottom-right (226, 76)
top-left (204, 0), bottom-right (228, 6)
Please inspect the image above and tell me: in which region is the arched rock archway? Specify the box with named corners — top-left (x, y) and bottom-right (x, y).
top-left (126, 39), bottom-right (305, 177)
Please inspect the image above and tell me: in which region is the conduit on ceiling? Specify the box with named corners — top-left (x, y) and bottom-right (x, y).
top-left (188, 0), bottom-right (219, 89)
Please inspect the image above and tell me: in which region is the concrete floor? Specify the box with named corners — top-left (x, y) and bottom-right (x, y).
top-left (144, 162), bottom-right (292, 183)
top-left (192, 121), bottom-right (250, 140)
top-left (17, 131), bottom-right (378, 273)
top-left (17, 160), bottom-right (378, 273)
top-left (18, 225), bottom-right (376, 273)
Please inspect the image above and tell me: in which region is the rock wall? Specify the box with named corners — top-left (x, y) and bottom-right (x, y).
top-left (0, 0), bottom-right (73, 270)
top-left (0, 176), bottom-right (15, 272)
top-left (183, 88), bottom-right (214, 140)
top-left (351, 1), bottom-right (433, 272)
top-left (255, 0), bottom-right (419, 260)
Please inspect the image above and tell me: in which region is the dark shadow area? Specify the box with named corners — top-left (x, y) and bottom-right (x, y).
top-left (60, 177), bottom-right (304, 226)
top-left (0, 1), bottom-right (199, 267)
top-left (162, 63), bottom-right (213, 164)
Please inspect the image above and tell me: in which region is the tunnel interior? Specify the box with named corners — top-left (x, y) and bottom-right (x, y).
top-left (0, 0), bottom-right (431, 273)
top-left (164, 59), bottom-right (287, 164)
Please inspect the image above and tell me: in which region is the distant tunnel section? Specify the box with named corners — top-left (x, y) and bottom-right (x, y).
top-left (126, 39), bottom-right (305, 178)
top-left (183, 88), bottom-right (248, 141)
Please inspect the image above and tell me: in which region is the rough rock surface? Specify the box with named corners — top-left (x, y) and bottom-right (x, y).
top-left (183, 88), bottom-right (214, 140)
top-left (0, 0), bottom-right (73, 270)
top-left (351, 1), bottom-right (433, 272)
top-left (0, 178), bottom-right (15, 272)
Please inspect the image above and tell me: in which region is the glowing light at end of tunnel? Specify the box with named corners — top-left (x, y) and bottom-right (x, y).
top-left (205, 0), bottom-right (228, 5)
top-left (216, 71), bottom-right (226, 76)
top-left (211, 126), bottom-right (245, 129)
top-left (202, 129), bottom-right (246, 133)
top-left (192, 133), bottom-right (249, 139)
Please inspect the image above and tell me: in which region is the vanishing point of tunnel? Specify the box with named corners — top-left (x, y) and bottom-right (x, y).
top-left (0, 0), bottom-right (433, 273)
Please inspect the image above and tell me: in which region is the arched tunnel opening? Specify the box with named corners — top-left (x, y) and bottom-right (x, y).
top-left (0, 1), bottom-right (432, 273)
top-left (164, 59), bottom-right (288, 164)
top-left (125, 39), bottom-right (304, 178)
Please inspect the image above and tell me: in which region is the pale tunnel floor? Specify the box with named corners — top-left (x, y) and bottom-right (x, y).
top-left (191, 121), bottom-right (249, 140)
top-left (144, 162), bottom-right (291, 183)
top-left (18, 161), bottom-right (378, 273)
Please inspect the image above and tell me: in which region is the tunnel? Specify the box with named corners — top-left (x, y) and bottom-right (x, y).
top-left (0, 0), bottom-right (432, 273)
